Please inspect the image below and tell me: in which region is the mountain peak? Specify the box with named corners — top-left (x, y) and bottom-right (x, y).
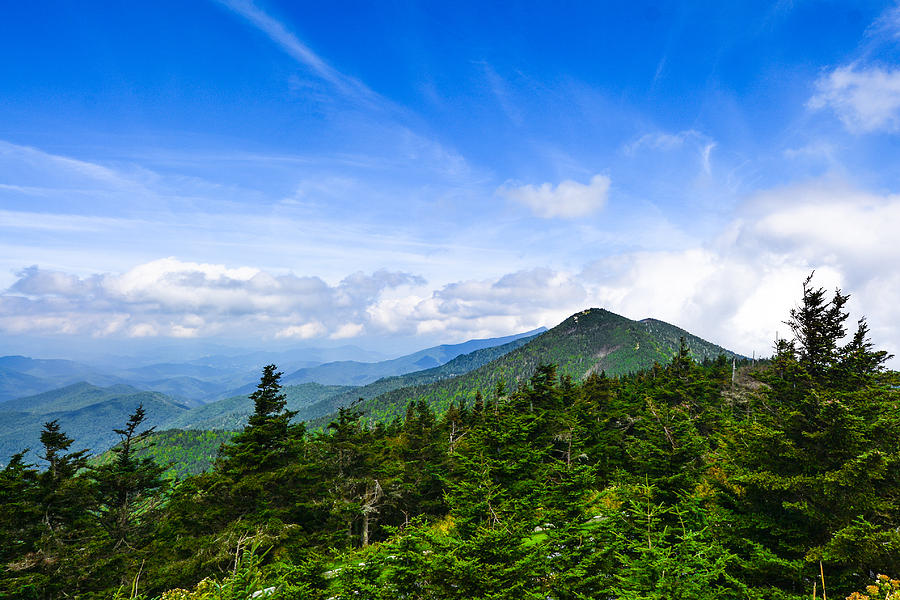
top-left (350, 307), bottom-right (742, 422)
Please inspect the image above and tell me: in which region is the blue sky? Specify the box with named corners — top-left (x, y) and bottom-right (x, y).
top-left (2, 0), bottom-right (900, 363)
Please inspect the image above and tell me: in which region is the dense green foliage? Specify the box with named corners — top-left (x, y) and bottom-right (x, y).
top-left (90, 430), bottom-right (237, 479)
top-left (1, 282), bottom-right (898, 599)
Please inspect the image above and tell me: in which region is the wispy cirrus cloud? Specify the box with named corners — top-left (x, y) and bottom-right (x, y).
top-left (216, 0), bottom-right (387, 110)
top-left (624, 129), bottom-right (706, 154)
top-left (866, 3), bottom-right (900, 40)
top-left (479, 62), bottom-right (523, 126)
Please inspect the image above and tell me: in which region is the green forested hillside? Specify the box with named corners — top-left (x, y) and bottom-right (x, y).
top-left (295, 332), bottom-right (542, 424)
top-left (281, 328), bottom-right (544, 386)
top-left (164, 382), bottom-right (352, 431)
top-left (3, 286), bottom-right (898, 600)
top-left (90, 429), bottom-right (237, 479)
top-left (165, 333), bottom-right (542, 431)
top-left (0, 383), bottom-right (192, 464)
top-left (352, 307), bottom-right (741, 422)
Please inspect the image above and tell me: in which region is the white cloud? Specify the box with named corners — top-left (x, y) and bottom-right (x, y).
top-left (3, 180), bottom-right (899, 367)
top-left (577, 179), bottom-right (900, 364)
top-left (331, 323), bottom-right (365, 339)
top-left (276, 321), bottom-right (327, 339)
top-left (809, 64), bottom-right (900, 133)
top-left (867, 3), bottom-right (900, 40)
top-left (499, 174), bottom-right (611, 219)
top-left (2, 258), bottom-right (424, 340)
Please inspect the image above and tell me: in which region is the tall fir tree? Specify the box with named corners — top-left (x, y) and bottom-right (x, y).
top-left (718, 274), bottom-right (900, 598)
top-left (91, 404), bottom-right (167, 552)
top-left (217, 364), bottom-right (301, 476)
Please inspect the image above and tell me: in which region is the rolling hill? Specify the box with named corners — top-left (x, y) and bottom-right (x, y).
top-left (292, 331), bottom-right (543, 425)
top-left (0, 355), bottom-right (125, 402)
top-left (0, 382), bottom-right (194, 465)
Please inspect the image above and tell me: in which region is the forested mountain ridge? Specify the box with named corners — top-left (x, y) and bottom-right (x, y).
top-left (162, 382), bottom-right (352, 431)
top-left (293, 331), bottom-right (544, 425)
top-left (0, 382), bottom-right (193, 464)
top-left (350, 307), bottom-right (742, 422)
top-left (163, 331), bottom-right (543, 433)
top-left (281, 328), bottom-right (546, 386)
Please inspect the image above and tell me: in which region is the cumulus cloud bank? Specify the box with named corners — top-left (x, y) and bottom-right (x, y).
top-left (2, 258), bottom-right (425, 340)
top-left (499, 174), bottom-right (610, 218)
top-left (3, 179), bottom-right (899, 366)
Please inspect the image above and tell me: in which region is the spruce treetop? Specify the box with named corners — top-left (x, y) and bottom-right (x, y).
top-left (250, 364), bottom-right (287, 417)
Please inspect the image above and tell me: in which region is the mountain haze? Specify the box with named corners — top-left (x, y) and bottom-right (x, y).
top-left (0, 356), bottom-right (125, 402)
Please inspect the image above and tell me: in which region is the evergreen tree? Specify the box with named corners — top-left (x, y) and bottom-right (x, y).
top-left (718, 274), bottom-right (900, 598)
top-left (320, 406), bottom-right (387, 548)
top-left (15, 421), bottom-right (94, 599)
top-left (0, 452), bottom-right (41, 598)
top-left (787, 273), bottom-right (850, 379)
top-left (91, 404), bottom-right (167, 551)
top-left (396, 400), bottom-right (445, 520)
top-left (217, 364), bottom-right (301, 476)
top-left (39, 419), bottom-right (88, 482)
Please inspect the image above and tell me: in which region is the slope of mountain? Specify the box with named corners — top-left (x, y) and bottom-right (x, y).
top-left (294, 332), bottom-right (543, 424)
top-left (0, 355), bottom-right (125, 402)
top-left (0, 368), bottom-right (48, 403)
top-left (348, 308), bottom-right (742, 423)
top-left (90, 429), bottom-right (238, 479)
top-left (137, 376), bottom-right (230, 402)
top-left (0, 356), bottom-right (259, 405)
top-left (1, 381), bottom-right (200, 414)
top-left (109, 363), bottom-right (266, 402)
top-left (281, 328), bottom-right (546, 387)
top-left (163, 382), bottom-right (352, 431)
top-left (0, 382), bottom-right (194, 465)
top-left (165, 331), bottom-right (544, 431)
